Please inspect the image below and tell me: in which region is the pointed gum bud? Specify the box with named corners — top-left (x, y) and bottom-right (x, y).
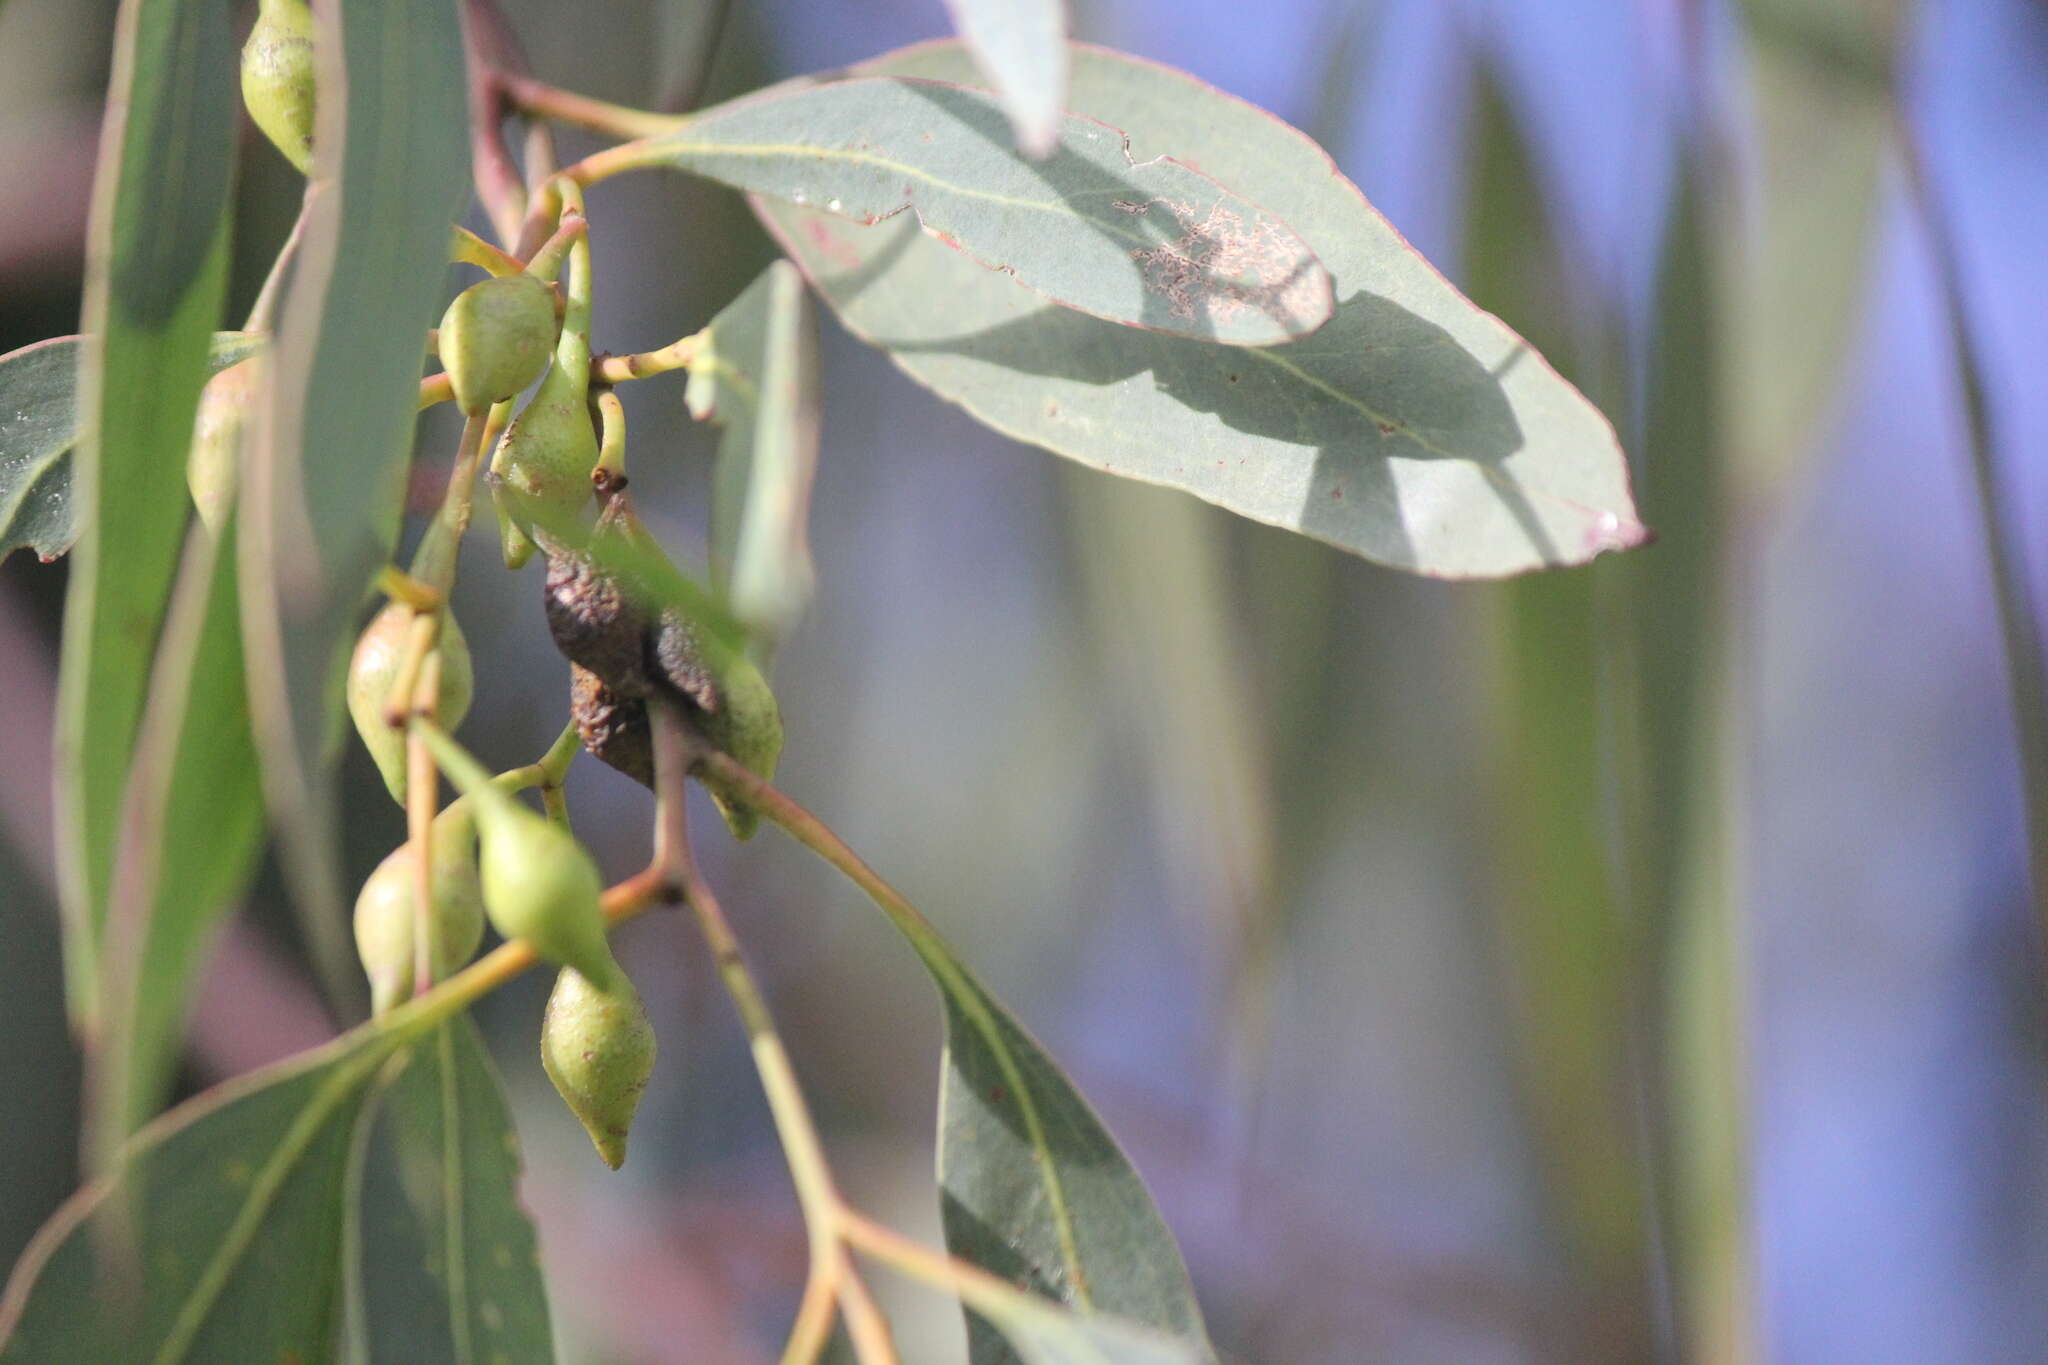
top-left (352, 806), bottom-right (485, 1014)
top-left (241, 0), bottom-right (316, 173)
top-left (347, 604), bottom-right (474, 805)
top-left (472, 793), bottom-right (621, 989)
top-left (540, 968), bottom-right (655, 1169)
top-left (187, 357), bottom-right (263, 532)
top-left (438, 275), bottom-right (558, 415)
top-left (491, 362), bottom-right (597, 544)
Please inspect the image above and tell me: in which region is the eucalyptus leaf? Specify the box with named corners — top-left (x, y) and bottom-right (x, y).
top-left (652, 76), bottom-right (1334, 345)
top-left (51, 0), bottom-right (240, 1030)
top-left (939, 0), bottom-right (1069, 157)
top-left (0, 332), bottom-right (263, 563)
top-left (91, 512), bottom-right (265, 1162)
top-left (688, 260), bottom-right (821, 643)
top-left (0, 1033), bottom-right (397, 1363)
top-left (756, 43), bottom-right (1644, 578)
top-left (239, 0), bottom-right (469, 1006)
top-left (843, 882), bottom-right (1214, 1361)
top-left (369, 1021), bottom-right (556, 1364)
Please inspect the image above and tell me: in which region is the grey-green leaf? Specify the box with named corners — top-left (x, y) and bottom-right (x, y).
top-left (0, 332), bottom-right (262, 563)
top-left (953, 1283), bottom-right (1208, 1365)
top-left (51, 0), bottom-right (241, 1031)
top-left (755, 43), bottom-right (1645, 578)
top-left (368, 1020), bottom-right (556, 1364)
top-left (840, 878), bottom-right (1214, 1362)
top-left (688, 260), bottom-right (821, 643)
top-left (940, 0), bottom-right (1069, 157)
top-left (653, 76), bottom-right (1334, 345)
top-left (0, 1034), bottom-right (395, 1362)
top-left (239, 0), bottom-right (469, 1006)
top-left (90, 513), bottom-right (266, 1164)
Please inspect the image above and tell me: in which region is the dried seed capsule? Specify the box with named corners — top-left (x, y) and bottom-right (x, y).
top-left (347, 603), bottom-right (474, 805)
top-left (543, 514), bottom-right (651, 696)
top-left (186, 356), bottom-right (263, 532)
top-left (241, 0), bottom-right (316, 173)
top-left (438, 275), bottom-right (558, 415)
top-left (471, 789), bottom-right (622, 991)
top-left (540, 967), bottom-right (655, 1170)
top-left (352, 804), bottom-right (485, 1015)
top-left (569, 664), bottom-right (653, 787)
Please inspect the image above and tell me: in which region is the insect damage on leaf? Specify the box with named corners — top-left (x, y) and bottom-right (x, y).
top-left (1123, 197), bottom-right (1326, 332)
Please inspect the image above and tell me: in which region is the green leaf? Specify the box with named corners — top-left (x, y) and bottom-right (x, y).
top-left (687, 259), bottom-right (821, 643)
top-left (366, 1021), bottom-right (556, 1364)
top-left (952, 1283), bottom-right (1207, 1365)
top-left (90, 513), bottom-right (266, 1163)
top-left (238, 0), bottom-right (469, 1004)
top-left (0, 332), bottom-right (263, 563)
top-left (939, 0), bottom-right (1069, 157)
top-left (1461, 65), bottom-right (1653, 1351)
top-left (853, 896), bottom-right (1214, 1361)
top-left (651, 76), bottom-right (1334, 345)
top-left (755, 43), bottom-right (1645, 578)
top-left (52, 0), bottom-right (241, 1030)
top-left (0, 1032), bottom-right (397, 1363)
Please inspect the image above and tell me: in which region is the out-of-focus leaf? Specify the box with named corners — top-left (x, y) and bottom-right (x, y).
top-left (1460, 65), bottom-right (1653, 1357)
top-left (687, 259), bottom-right (821, 643)
top-left (847, 893), bottom-right (1214, 1362)
top-left (939, 0), bottom-right (1068, 157)
top-left (0, 1032), bottom-right (395, 1362)
top-left (1725, 0), bottom-right (1898, 496)
top-left (1631, 148), bottom-right (1751, 1365)
top-left (51, 0), bottom-right (240, 1030)
top-left (950, 1278), bottom-right (1207, 1365)
top-left (0, 332), bottom-right (262, 563)
top-left (90, 512), bottom-right (264, 1163)
top-left (239, 0), bottom-right (468, 1005)
top-left (653, 76), bottom-right (1334, 345)
top-left (364, 1020), bottom-right (555, 1364)
top-left (756, 42), bottom-right (1644, 578)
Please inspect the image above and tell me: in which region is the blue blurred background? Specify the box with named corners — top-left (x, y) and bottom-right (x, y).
top-left (2, 0), bottom-right (2045, 1361)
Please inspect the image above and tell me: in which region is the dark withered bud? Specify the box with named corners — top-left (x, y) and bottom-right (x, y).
top-left (543, 508), bottom-right (650, 696)
top-left (569, 664), bottom-right (653, 788)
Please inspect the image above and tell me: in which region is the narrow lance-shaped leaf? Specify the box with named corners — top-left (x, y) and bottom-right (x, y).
top-left (816, 852), bottom-right (1215, 1363)
top-left (359, 1021), bottom-right (556, 1364)
top-left (91, 510), bottom-right (266, 1162)
top-left (646, 77), bottom-right (1334, 346)
top-left (939, 0), bottom-right (1069, 157)
top-left (0, 1032), bottom-right (397, 1363)
top-left (0, 332), bottom-right (263, 563)
top-left (1462, 63), bottom-right (1653, 1350)
top-left (240, 0), bottom-right (469, 1004)
top-left (52, 0), bottom-right (240, 1029)
top-left (687, 259), bottom-right (822, 644)
top-left (755, 42), bottom-right (1645, 578)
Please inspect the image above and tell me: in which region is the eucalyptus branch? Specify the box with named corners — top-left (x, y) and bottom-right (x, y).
top-left (499, 72), bottom-right (688, 142)
top-left (459, 0), bottom-right (529, 246)
top-left (593, 330), bottom-right (707, 385)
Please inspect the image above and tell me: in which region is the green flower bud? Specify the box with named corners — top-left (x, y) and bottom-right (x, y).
top-left (492, 480), bottom-right (539, 570)
top-left (241, 0), bottom-right (316, 174)
top-left (692, 635), bottom-right (783, 842)
top-left (489, 359), bottom-right (597, 550)
top-left (352, 804), bottom-right (485, 1015)
top-left (540, 967), bottom-right (655, 1170)
top-left (438, 275), bottom-right (558, 415)
top-left (187, 357), bottom-right (263, 532)
top-left (347, 603), bottom-right (474, 805)
top-left (471, 789), bottom-right (621, 990)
